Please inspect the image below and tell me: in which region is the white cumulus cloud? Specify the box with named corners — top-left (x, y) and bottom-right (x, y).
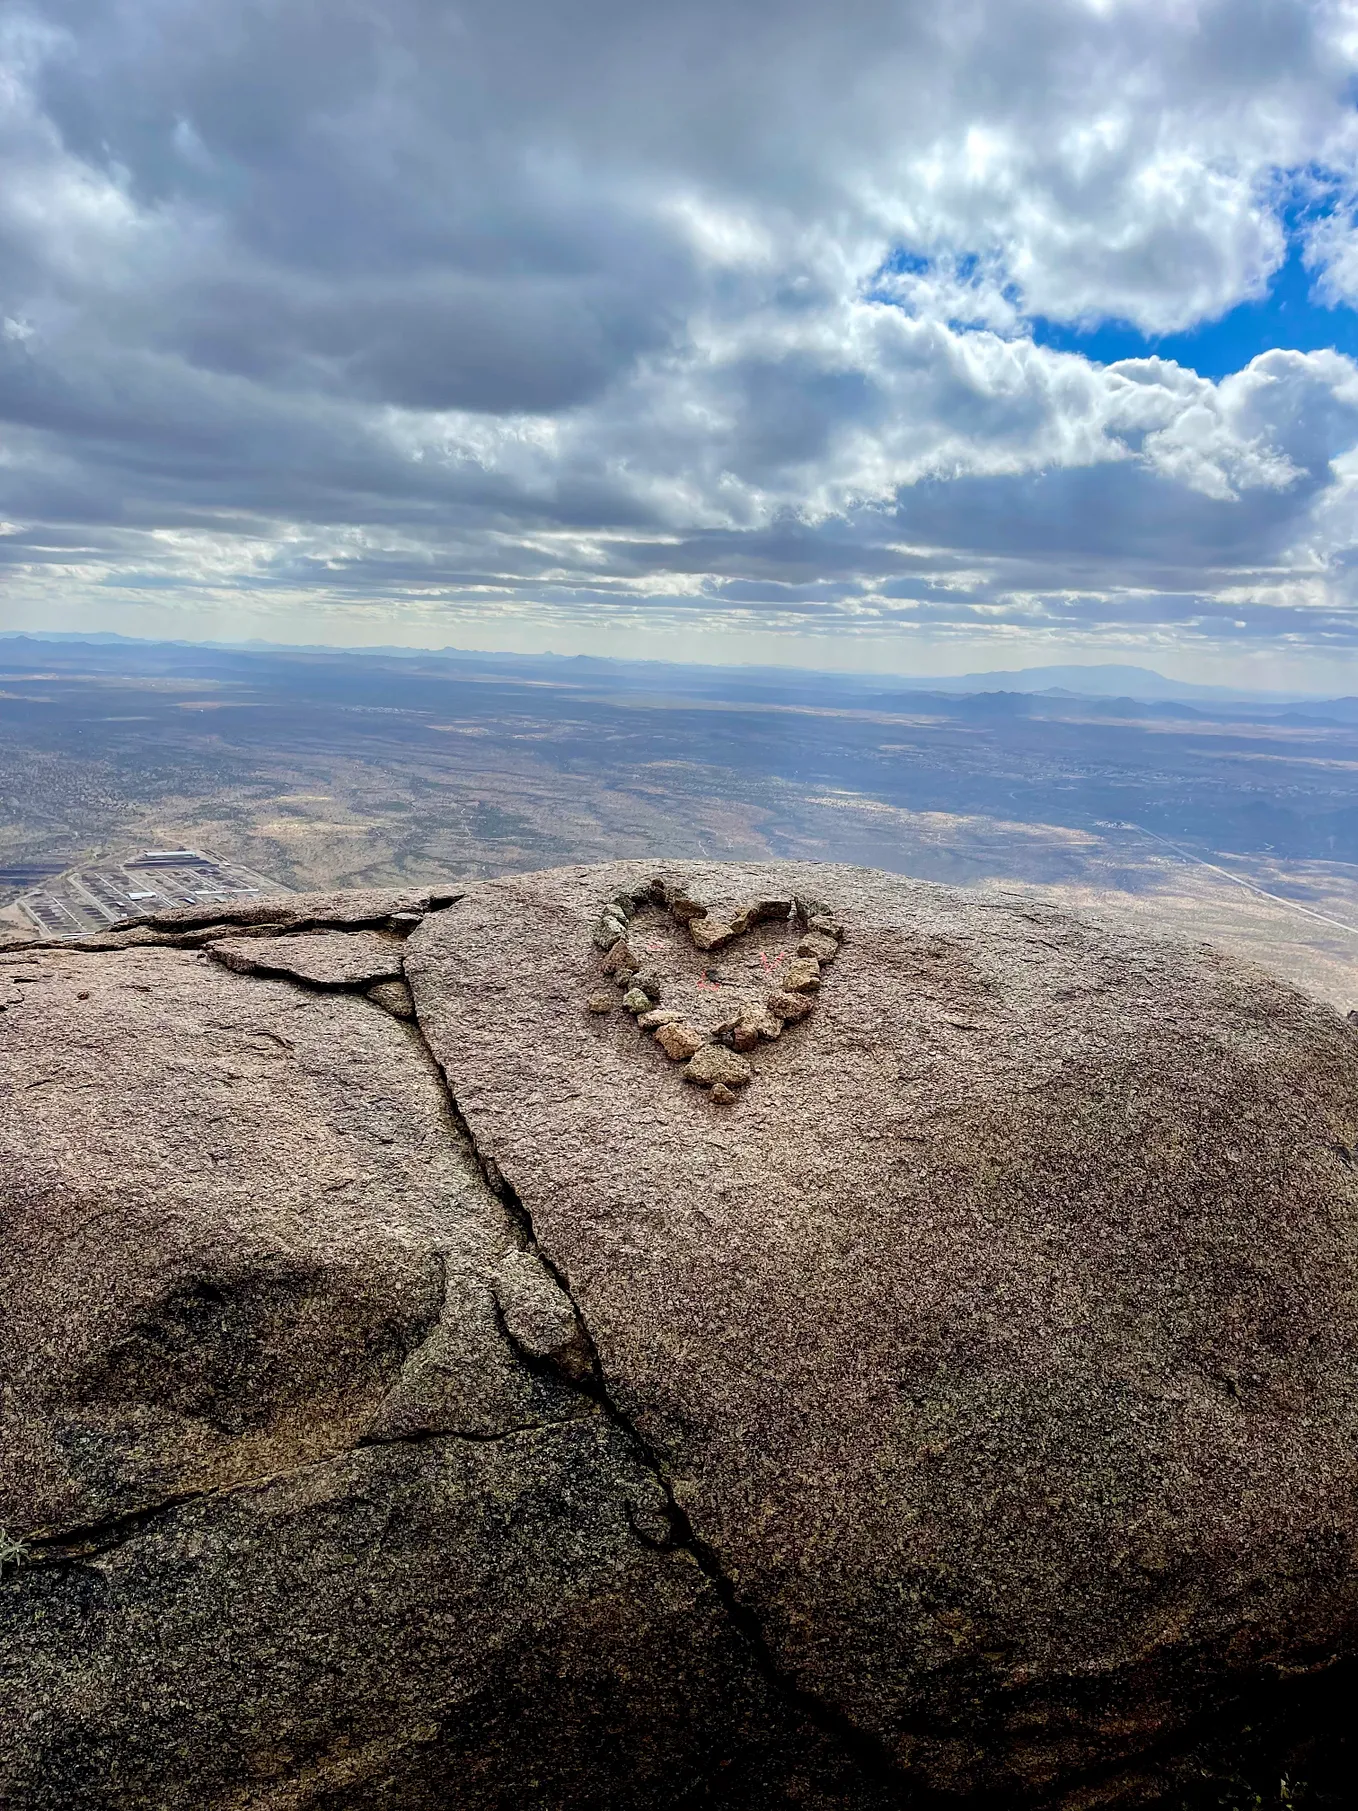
top-left (2, 0), bottom-right (1358, 670)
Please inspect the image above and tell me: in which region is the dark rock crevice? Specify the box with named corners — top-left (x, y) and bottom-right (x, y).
top-left (6, 889), bottom-right (465, 956)
top-left (400, 1004), bottom-right (926, 1809)
top-left (117, 892), bottom-right (465, 940)
top-left (203, 947), bottom-right (400, 991)
top-left (20, 1419), bottom-right (572, 1572)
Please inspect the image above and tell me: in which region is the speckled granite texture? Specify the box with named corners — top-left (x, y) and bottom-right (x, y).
top-left (4, 862), bottom-right (1358, 1809)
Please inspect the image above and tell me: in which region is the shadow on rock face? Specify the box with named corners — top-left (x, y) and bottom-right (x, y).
top-left (79, 1256), bottom-right (441, 1435)
top-left (0, 939), bottom-right (564, 1531)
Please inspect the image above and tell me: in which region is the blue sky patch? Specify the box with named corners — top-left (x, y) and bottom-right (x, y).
top-left (1033, 236), bottom-right (1358, 379)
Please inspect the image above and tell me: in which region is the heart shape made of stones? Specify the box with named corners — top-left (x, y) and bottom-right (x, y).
top-left (585, 874), bottom-right (843, 1104)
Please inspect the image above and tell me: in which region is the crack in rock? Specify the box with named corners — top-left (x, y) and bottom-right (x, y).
top-left (401, 1001), bottom-right (922, 1807)
top-left (23, 1420), bottom-right (573, 1571)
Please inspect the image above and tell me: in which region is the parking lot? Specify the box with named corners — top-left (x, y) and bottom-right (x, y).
top-left (15, 851), bottom-right (288, 940)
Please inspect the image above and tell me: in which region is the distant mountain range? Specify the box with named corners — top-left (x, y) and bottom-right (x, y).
top-left (897, 662), bottom-right (1302, 703)
top-left (0, 630), bottom-right (1347, 711)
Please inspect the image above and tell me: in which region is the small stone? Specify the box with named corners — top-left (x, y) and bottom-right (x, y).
top-left (602, 938), bottom-right (639, 977)
top-left (683, 1043), bottom-right (752, 1090)
top-left (622, 988), bottom-right (651, 1014)
top-left (386, 911), bottom-right (424, 934)
top-left (690, 917), bottom-right (736, 952)
top-left (798, 931), bottom-right (839, 964)
top-left (593, 915), bottom-right (626, 951)
top-left (781, 957), bottom-right (821, 993)
top-left (608, 893), bottom-right (637, 919)
top-left (586, 991), bottom-right (615, 1014)
top-left (655, 1021), bottom-right (706, 1062)
top-left (809, 914), bottom-right (844, 940)
top-left (631, 970), bottom-right (662, 1004)
top-left (710, 1083), bottom-right (737, 1105)
top-left (638, 1007), bottom-right (681, 1030)
top-left (367, 979), bottom-right (416, 1020)
top-left (669, 894), bottom-right (708, 923)
top-left (767, 989), bottom-right (815, 1023)
top-left (730, 900), bottom-right (789, 933)
top-left (731, 1010), bottom-right (783, 1048)
top-left (493, 1250), bottom-right (593, 1384)
top-left (794, 895), bottom-right (829, 924)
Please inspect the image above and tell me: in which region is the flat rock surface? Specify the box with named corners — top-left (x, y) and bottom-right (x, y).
top-left (208, 927), bottom-right (405, 987)
top-left (127, 883), bottom-right (464, 934)
top-left (405, 860), bottom-right (1358, 1796)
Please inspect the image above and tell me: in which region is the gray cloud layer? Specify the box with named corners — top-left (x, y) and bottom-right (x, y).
top-left (6, 0), bottom-right (1358, 667)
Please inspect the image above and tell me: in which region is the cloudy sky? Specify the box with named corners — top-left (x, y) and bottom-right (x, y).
top-left (7, 1), bottom-right (1358, 682)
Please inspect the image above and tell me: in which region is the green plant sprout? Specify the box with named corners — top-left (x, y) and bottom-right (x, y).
top-left (0, 1528), bottom-right (30, 1573)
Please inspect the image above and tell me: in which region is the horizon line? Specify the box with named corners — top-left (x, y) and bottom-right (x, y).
top-left (0, 626), bottom-right (1337, 704)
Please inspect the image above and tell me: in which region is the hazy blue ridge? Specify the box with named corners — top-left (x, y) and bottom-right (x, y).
top-left (0, 632), bottom-right (1330, 709)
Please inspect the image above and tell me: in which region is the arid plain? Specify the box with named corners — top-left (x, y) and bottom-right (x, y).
top-left (4, 633), bottom-right (1358, 1008)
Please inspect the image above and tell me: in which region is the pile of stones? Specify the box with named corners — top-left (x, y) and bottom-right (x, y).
top-left (587, 876), bottom-right (843, 1103)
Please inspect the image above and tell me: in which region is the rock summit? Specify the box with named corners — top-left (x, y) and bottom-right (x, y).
top-left (4, 860), bottom-right (1358, 1809)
